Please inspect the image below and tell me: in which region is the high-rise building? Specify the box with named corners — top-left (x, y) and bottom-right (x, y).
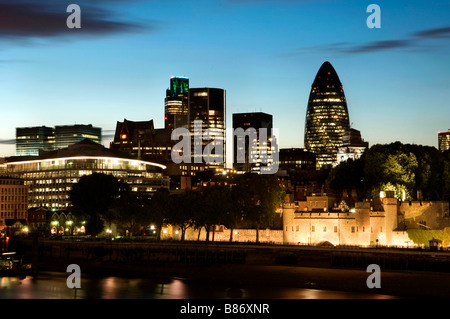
top-left (304, 61), bottom-right (350, 169)
top-left (232, 112), bottom-right (273, 173)
top-left (16, 124), bottom-right (101, 156)
top-left (54, 124), bottom-right (101, 149)
top-left (188, 88), bottom-right (226, 167)
top-left (165, 76), bottom-right (189, 131)
top-left (16, 126), bottom-right (54, 156)
top-left (438, 129), bottom-right (450, 151)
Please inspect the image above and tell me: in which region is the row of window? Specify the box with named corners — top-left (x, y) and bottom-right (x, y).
top-left (286, 225), bottom-right (383, 233)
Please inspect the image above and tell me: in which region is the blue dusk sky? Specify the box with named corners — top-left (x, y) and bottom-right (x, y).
top-left (0, 0), bottom-right (449, 156)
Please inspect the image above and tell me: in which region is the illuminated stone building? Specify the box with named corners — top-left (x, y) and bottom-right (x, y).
top-left (2, 139), bottom-right (169, 211)
top-left (304, 61), bottom-right (350, 169)
top-left (335, 128), bottom-right (368, 166)
top-left (438, 129), bottom-right (450, 151)
top-left (282, 191), bottom-right (450, 247)
top-left (0, 177), bottom-right (28, 231)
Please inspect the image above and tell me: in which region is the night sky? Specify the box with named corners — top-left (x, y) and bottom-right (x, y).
top-left (0, 0), bottom-right (449, 157)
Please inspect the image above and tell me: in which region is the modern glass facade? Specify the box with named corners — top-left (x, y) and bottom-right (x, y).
top-left (54, 124), bottom-right (101, 149)
top-left (165, 77), bottom-right (189, 131)
top-left (188, 88), bottom-right (226, 167)
top-left (16, 124), bottom-right (102, 156)
top-left (232, 112), bottom-right (273, 173)
top-left (16, 126), bottom-right (54, 156)
top-left (1, 156), bottom-right (169, 211)
top-left (304, 61), bottom-right (350, 169)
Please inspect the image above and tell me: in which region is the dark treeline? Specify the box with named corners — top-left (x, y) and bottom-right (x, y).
top-left (327, 142), bottom-right (450, 202)
top-left (69, 173), bottom-right (285, 241)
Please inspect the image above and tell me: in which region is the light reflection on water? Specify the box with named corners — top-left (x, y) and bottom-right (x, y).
top-left (0, 272), bottom-right (396, 299)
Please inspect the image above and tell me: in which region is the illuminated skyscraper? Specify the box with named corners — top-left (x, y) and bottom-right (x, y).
top-left (188, 88), bottom-right (226, 167)
top-left (165, 76), bottom-right (189, 131)
top-left (304, 61), bottom-right (350, 169)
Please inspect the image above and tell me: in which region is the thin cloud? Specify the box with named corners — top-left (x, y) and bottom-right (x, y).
top-left (413, 26), bottom-right (450, 39)
top-left (285, 26), bottom-right (450, 56)
top-left (0, 1), bottom-right (157, 42)
top-left (341, 40), bottom-right (411, 54)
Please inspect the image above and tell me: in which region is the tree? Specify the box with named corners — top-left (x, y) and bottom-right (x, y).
top-left (69, 173), bottom-right (122, 237)
top-left (148, 188), bottom-right (171, 240)
top-left (233, 174), bottom-right (285, 243)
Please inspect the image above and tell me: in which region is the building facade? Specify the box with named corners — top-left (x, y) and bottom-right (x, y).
top-left (110, 119), bottom-right (172, 163)
top-left (232, 112), bottom-right (273, 173)
top-left (2, 140), bottom-right (169, 211)
top-left (16, 124), bottom-right (101, 156)
top-left (335, 128), bottom-right (368, 166)
top-left (16, 126), bottom-right (54, 156)
top-left (165, 76), bottom-right (189, 132)
top-left (283, 192), bottom-right (410, 247)
top-left (54, 124), bottom-right (101, 149)
top-left (0, 177), bottom-right (28, 231)
top-left (188, 88), bottom-right (226, 167)
top-left (282, 191), bottom-right (450, 247)
top-left (304, 61), bottom-right (350, 169)
top-left (438, 129), bottom-right (450, 151)
top-left (278, 148), bottom-right (316, 171)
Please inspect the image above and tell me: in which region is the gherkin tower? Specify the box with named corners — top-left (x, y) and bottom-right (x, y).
top-left (304, 61), bottom-right (350, 169)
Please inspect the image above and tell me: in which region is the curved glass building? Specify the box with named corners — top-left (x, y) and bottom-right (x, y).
top-left (304, 61), bottom-right (350, 169)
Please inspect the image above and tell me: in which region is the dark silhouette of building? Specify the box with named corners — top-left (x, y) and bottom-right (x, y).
top-left (110, 119), bottom-right (172, 163)
top-left (304, 61), bottom-right (350, 169)
top-left (232, 112), bottom-right (273, 173)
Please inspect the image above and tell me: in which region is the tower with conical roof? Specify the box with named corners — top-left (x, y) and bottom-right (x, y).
top-left (304, 61), bottom-right (350, 169)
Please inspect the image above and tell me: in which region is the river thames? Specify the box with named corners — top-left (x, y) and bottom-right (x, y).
top-left (0, 270), bottom-right (399, 299)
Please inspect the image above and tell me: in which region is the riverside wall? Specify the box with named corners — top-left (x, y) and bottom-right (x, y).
top-left (9, 238), bottom-right (450, 275)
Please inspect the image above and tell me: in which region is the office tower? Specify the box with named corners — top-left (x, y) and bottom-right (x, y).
top-left (165, 76), bottom-right (189, 131)
top-left (335, 128), bottom-right (369, 166)
top-left (438, 129), bottom-right (450, 151)
top-left (54, 124), bottom-right (101, 149)
top-left (110, 119), bottom-right (172, 163)
top-left (188, 88), bottom-right (226, 167)
top-left (304, 61), bottom-right (350, 169)
top-left (278, 148), bottom-right (316, 171)
top-left (16, 126), bottom-right (54, 156)
top-left (232, 112), bottom-right (273, 173)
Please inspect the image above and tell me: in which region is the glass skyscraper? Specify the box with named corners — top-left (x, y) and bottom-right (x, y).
top-left (165, 76), bottom-right (189, 131)
top-left (188, 88), bottom-right (226, 167)
top-left (304, 61), bottom-right (350, 169)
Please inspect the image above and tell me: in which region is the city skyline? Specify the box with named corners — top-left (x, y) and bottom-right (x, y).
top-left (0, 0), bottom-right (449, 157)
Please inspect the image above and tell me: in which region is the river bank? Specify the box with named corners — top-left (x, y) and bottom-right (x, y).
top-left (11, 238), bottom-right (450, 298)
